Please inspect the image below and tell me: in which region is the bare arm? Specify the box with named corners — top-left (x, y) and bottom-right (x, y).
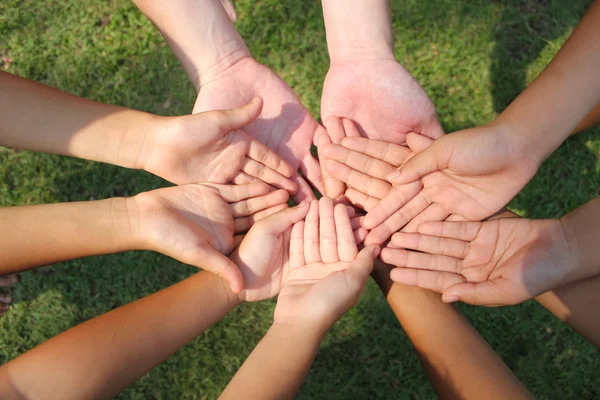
top-left (0, 271), bottom-right (240, 400)
top-left (573, 103), bottom-right (600, 134)
top-left (371, 263), bottom-right (532, 400)
top-left (0, 199), bottom-right (135, 276)
top-left (0, 71), bottom-right (153, 169)
top-left (132, 0), bottom-right (249, 89)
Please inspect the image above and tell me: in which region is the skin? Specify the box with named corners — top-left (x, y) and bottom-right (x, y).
top-left (133, 0), bottom-right (324, 201)
top-left (319, 0), bottom-right (444, 199)
top-left (0, 204), bottom-right (315, 399)
top-left (0, 182), bottom-right (289, 293)
top-left (0, 71), bottom-right (295, 193)
top-left (361, 0), bottom-right (600, 239)
top-left (221, 198), bottom-right (379, 400)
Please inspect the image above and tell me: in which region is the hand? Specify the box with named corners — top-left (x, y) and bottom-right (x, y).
top-left (382, 217), bottom-right (574, 306)
top-left (140, 97), bottom-right (296, 194)
top-left (320, 58), bottom-right (444, 198)
top-left (129, 182), bottom-right (289, 292)
top-left (363, 124), bottom-right (541, 244)
top-left (274, 198), bottom-right (379, 327)
top-left (193, 57), bottom-right (324, 202)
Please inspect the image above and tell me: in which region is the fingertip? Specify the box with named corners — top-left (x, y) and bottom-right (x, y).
top-left (442, 294), bottom-right (459, 303)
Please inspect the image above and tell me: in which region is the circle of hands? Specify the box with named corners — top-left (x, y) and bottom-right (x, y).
top-left (138, 48), bottom-right (570, 316)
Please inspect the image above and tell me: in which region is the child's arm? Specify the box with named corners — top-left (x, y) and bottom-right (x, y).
top-left (0, 270), bottom-right (241, 400)
top-left (221, 198), bottom-right (378, 400)
top-left (573, 103), bottom-right (600, 134)
top-left (0, 182), bottom-right (289, 291)
top-left (0, 71), bottom-right (295, 191)
top-left (370, 265), bottom-right (533, 400)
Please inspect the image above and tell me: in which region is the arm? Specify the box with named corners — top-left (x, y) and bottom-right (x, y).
top-left (321, 0), bottom-right (394, 62)
top-left (371, 264), bottom-right (532, 400)
top-left (573, 103), bottom-right (600, 134)
top-left (0, 198), bottom-right (135, 276)
top-left (0, 71), bottom-right (152, 170)
top-left (0, 271), bottom-right (240, 400)
top-left (132, 0), bottom-right (249, 89)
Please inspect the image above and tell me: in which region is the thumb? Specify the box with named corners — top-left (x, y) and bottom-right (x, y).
top-left (346, 245), bottom-right (380, 283)
top-left (192, 247), bottom-right (244, 294)
top-left (213, 96), bottom-right (263, 131)
top-left (406, 132), bottom-right (434, 153)
top-left (442, 280), bottom-right (523, 307)
top-left (385, 140), bottom-right (447, 185)
top-left (253, 202), bottom-right (310, 235)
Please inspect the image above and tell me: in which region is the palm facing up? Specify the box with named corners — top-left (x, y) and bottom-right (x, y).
top-left (194, 57), bottom-right (324, 201)
top-left (142, 97), bottom-right (296, 194)
top-left (382, 217), bottom-right (574, 306)
top-left (131, 182), bottom-right (289, 292)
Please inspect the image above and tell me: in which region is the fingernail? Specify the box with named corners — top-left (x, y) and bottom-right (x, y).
top-left (372, 246), bottom-right (381, 258)
top-left (386, 170), bottom-right (402, 182)
top-left (443, 295), bottom-right (459, 303)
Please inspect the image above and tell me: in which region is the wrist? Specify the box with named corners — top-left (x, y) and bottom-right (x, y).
top-left (116, 112), bottom-right (161, 171)
top-left (108, 197), bottom-right (142, 252)
top-left (322, 0), bottom-right (395, 64)
top-left (268, 318), bottom-right (330, 342)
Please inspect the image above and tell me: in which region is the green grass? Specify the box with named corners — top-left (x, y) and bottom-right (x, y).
top-left (1, 0), bottom-right (599, 398)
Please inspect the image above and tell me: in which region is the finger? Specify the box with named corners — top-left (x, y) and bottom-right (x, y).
top-left (304, 200), bottom-right (321, 263)
top-left (341, 137), bottom-right (412, 167)
top-left (230, 189), bottom-right (289, 217)
top-left (291, 173), bottom-right (317, 204)
top-left (319, 197), bottom-right (339, 263)
top-left (318, 131), bottom-right (345, 199)
top-left (405, 132), bottom-right (435, 154)
top-left (345, 206), bottom-right (356, 218)
top-left (202, 182), bottom-right (270, 202)
top-left (322, 143), bottom-right (398, 180)
top-left (344, 188), bottom-right (380, 212)
top-left (345, 245), bottom-right (380, 284)
top-left (386, 139), bottom-right (449, 185)
top-left (422, 118), bottom-right (445, 140)
top-left (334, 204), bottom-right (358, 262)
top-left (233, 235), bottom-right (244, 248)
top-left (231, 171), bottom-right (260, 185)
top-left (417, 221), bottom-right (483, 241)
top-left (326, 159), bottom-right (391, 199)
top-left (350, 216), bottom-right (363, 230)
top-left (253, 202), bottom-right (310, 235)
top-left (299, 152), bottom-right (325, 196)
top-left (446, 214), bottom-right (470, 222)
top-left (365, 191), bottom-right (430, 246)
top-left (247, 138), bottom-right (294, 178)
top-left (234, 203), bottom-right (288, 233)
top-left (390, 268), bottom-right (465, 294)
top-left (0, 274), bottom-right (18, 286)
top-left (354, 228), bottom-right (369, 245)
top-left (242, 158), bottom-right (298, 194)
top-left (381, 248), bottom-right (462, 273)
top-left (289, 221), bottom-right (306, 269)
top-left (342, 119), bottom-right (362, 138)
top-left (389, 232), bottom-right (468, 259)
top-left (363, 181), bottom-right (423, 230)
top-left (191, 247), bottom-right (244, 294)
top-left (402, 203), bottom-right (449, 233)
top-left (442, 278), bottom-right (525, 306)
top-left (220, 0), bottom-right (237, 22)
top-left (210, 96), bottom-right (263, 132)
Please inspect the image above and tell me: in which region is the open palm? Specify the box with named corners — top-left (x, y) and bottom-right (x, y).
top-left (382, 217), bottom-right (574, 306)
top-left (194, 57), bottom-right (323, 201)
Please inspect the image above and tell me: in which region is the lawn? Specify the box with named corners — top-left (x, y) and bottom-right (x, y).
top-left (1, 0), bottom-right (599, 398)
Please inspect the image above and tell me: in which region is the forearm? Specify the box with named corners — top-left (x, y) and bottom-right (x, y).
top-left (220, 321), bottom-right (327, 400)
top-left (0, 71), bottom-right (155, 169)
top-left (497, 0), bottom-right (600, 163)
top-left (372, 264), bottom-right (531, 400)
top-left (1, 271), bottom-right (239, 399)
top-left (0, 198), bottom-right (136, 275)
top-left (321, 0), bottom-right (395, 63)
top-left (133, 0), bottom-right (249, 89)
top-left (573, 103), bottom-right (600, 134)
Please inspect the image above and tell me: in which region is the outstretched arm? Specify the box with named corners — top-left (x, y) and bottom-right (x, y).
top-left (371, 265), bottom-right (532, 400)
top-left (0, 271), bottom-right (240, 400)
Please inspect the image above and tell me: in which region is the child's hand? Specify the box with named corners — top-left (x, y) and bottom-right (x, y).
top-left (129, 183), bottom-right (289, 293)
top-left (382, 217), bottom-right (574, 306)
top-left (274, 198), bottom-right (379, 328)
top-left (140, 97), bottom-right (297, 195)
